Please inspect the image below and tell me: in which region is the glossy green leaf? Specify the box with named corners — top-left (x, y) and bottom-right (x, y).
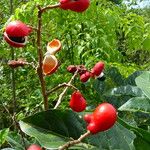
top-left (104, 85), bottom-right (144, 97)
top-left (119, 97), bottom-right (150, 113)
top-left (87, 122), bottom-right (136, 150)
top-left (19, 109), bottom-right (86, 149)
top-left (118, 118), bottom-right (150, 143)
top-left (135, 71), bottom-right (150, 99)
top-left (125, 71), bottom-right (143, 86)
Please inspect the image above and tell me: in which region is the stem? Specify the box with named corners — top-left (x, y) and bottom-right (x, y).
top-left (37, 6), bottom-right (48, 110)
top-left (41, 3), bottom-right (60, 13)
top-left (59, 131), bottom-right (91, 150)
top-left (36, 4), bottom-right (60, 110)
top-left (54, 71), bottom-right (78, 109)
top-left (46, 83), bottom-right (78, 96)
top-left (10, 0), bottom-right (17, 124)
top-left (11, 48), bottom-right (17, 116)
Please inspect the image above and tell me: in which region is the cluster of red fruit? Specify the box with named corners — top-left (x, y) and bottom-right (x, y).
top-left (68, 61), bottom-right (116, 134)
top-left (67, 61), bottom-right (105, 82)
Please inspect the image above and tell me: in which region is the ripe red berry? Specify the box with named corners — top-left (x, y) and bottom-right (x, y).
top-left (27, 144), bottom-right (42, 150)
top-left (80, 71), bottom-right (91, 82)
top-left (69, 91), bottom-right (86, 112)
top-left (67, 65), bottom-right (77, 73)
top-left (59, 0), bottom-right (90, 12)
top-left (91, 61), bottom-right (104, 77)
top-left (84, 114), bottom-right (93, 123)
top-left (86, 103), bottom-right (117, 134)
top-left (4, 20), bottom-right (31, 48)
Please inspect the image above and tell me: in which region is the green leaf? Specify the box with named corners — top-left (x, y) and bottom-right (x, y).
top-left (0, 128), bottom-right (9, 145)
top-left (134, 136), bottom-right (150, 150)
top-left (6, 132), bottom-right (25, 150)
top-left (104, 85), bottom-right (144, 97)
top-left (19, 109), bottom-right (86, 149)
top-left (119, 97), bottom-right (150, 114)
top-left (87, 122), bottom-right (136, 150)
top-left (94, 79), bottom-right (105, 94)
top-left (125, 71), bottom-right (143, 86)
top-left (135, 71), bottom-right (150, 99)
top-left (143, 38), bottom-right (150, 51)
top-left (19, 121), bottom-right (68, 149)
top-left (19, 109), bottom-right (136, 150)
top-left (106, 67), bottom-right (125, 86)
top-left (118, 118), bottom-right (150, 143)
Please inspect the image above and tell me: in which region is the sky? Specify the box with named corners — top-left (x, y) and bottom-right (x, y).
top-left (124, 0), bottom-right (150, 8)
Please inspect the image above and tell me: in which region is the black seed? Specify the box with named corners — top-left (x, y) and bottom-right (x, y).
top-left (9, 36), bottom-right (25, 43)
top-left (97, 76), bottom-right (106, 81)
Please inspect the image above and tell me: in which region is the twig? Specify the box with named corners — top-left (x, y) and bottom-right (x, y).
top-left (46, 83), bottom-right (78, 96)
top-left (59, 131), bottom-right (91, 150)
top-left (54, 70), bottom-right (78, 109)
top-left (41, 3), bottom-right (60, 13)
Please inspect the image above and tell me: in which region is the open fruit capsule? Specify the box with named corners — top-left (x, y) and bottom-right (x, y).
top-left (4, 20), bottom-right (31, 48)
top-left (42, 53), bottom-right (58, 76)
top-left (47, 39), bottom-right (61, 55)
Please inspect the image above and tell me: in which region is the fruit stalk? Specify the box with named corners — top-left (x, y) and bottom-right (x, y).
top-left (41, 3), bottom-right (60, 13)
top-left (54, 70), bottom-right (78, 109)
top-left (59, 130), bottom-right (91, 150)
top-left (46, 83), bottom-right (78, 96)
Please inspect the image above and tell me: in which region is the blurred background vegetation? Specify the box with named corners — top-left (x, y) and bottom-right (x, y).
top-left (0, 0), bottom-right (150, 148)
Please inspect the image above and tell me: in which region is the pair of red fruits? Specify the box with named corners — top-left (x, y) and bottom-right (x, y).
top-left (67, 61), bottom-right (105, 83)
top-left (69, 91), bottom-right (117, 134)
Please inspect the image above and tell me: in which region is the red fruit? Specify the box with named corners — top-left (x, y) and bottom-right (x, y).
top-left (87, 103), bottom-right (117, 134)
top-left (5, 20), bottom-right (30, 37)
top-left (59, 0), bottom-right (90, 12)
top-left (27, 144), bottom-right (42, 150)
top-left (67, 65), bottom-right (77, 73)
top-left (69, 91), bottom-right (86, 112)
top-left (4, 20), bottom-right (31, 48)
top-left (91, 61), bottom-right (104, 77)
top-left (80, 71), bottom-right (91, 82)
top-left (84, 114), bottom-right (93, 123)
